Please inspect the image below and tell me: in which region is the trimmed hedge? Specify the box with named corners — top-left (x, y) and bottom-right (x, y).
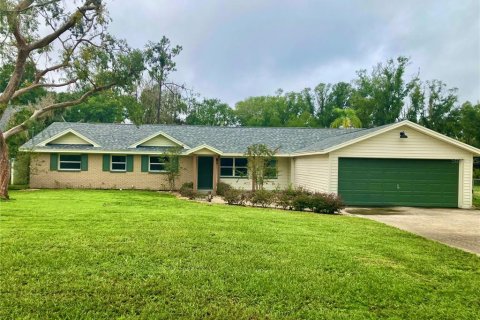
top-left (221, 187), bottom-right (344, 214)
top-left (223, 188), bottom-right (249, 205)
top-left (250, 189), bottom-right (275, 208)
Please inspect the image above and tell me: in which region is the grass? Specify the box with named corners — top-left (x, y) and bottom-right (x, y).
top-left (474, 186), bottom-right (480, 208)
top-left (1, 190), bottom-right (479, 319)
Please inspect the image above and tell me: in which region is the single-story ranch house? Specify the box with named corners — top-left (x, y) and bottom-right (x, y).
top-left (20, 120), bottom-right (480, 208)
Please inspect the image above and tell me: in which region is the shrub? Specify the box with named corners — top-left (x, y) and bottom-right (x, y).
top-left (292, 193), bottom-right (312, 211)
top-left (276, 185), bottom-right (302, 210)
top-left (216, 181), bottom-right (232, 196)
top-left (13, 152), bottom-right (30, 185)
top-left (222, 188), bottom-right (248, 205)
top-left (250, 189), bottom-right (275, 208)
top-left (179, 182), bottom-right (197, 199)
top-left (310, 192), bottom-right (344, 214)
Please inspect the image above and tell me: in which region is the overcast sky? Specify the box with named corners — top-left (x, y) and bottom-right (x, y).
top-left (108, 0), bottom-right (479, 106)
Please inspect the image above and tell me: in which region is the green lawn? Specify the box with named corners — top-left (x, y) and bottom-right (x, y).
top-left (1, 190), bottom-right (479, 319)
top-left (474, 186), bottom-right (480, 208)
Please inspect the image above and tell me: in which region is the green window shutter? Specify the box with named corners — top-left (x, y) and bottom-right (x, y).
top-left (126, 155), bottom-right (134, 172)
top-left (102, 154), bottom-right (110, 172)
top-left (81, 154), bottom-right (88, 171)
top-left (50, 153), bottom-right (58, 171)
top-left (141, 155), bottom-right (149, 172)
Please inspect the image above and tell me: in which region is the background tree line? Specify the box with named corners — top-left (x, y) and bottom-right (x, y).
top-left (6, 55), bottom-right (477, 154)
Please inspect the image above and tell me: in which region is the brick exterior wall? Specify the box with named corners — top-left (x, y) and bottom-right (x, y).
top-left (30, 153), bottom-right (194, 190)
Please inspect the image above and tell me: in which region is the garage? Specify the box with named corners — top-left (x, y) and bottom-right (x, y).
top-left (338, 158), bottom-right (459, 207)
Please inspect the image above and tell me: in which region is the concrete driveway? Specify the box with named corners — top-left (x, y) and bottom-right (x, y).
top-left (345, 207), bottom-right (480, 255)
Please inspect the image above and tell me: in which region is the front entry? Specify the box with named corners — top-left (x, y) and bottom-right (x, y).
top-left (197, 156), bottom-right (214, 190)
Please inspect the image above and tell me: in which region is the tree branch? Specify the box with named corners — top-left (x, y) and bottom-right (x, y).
top-left (28, 1), bottom-right (100, 51)
top-left (0, 0), bottom-right (60, 13)
top-left (4, 83), bottom-right (115, 140)
top-left (11, 78), bottom-right (78, 99)
top-left (0, 0), bottom-right (97, 108)
top-left (34, 62), bottom-right (70, 82)
top-left (5, 0), bottom-right (31, 47)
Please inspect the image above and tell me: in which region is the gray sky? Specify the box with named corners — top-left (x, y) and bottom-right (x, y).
top-left (108, 0), bottom-right (480, 106)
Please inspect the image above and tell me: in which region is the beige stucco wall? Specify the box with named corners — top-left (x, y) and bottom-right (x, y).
top-left (293, 154), bottom-right (330, 192)
top-left (219, 157), bottom-right (291, 190)
top-left (327, 125), bottom-right (474, 208)
top-left (30, 154), bottom-right (193, 190)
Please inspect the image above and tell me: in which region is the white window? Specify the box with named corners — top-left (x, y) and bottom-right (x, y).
top-left (111, 155), bottom-right (127, 172)
top-left (59, 154), bottom-right (81, 171)
top-left (220, 157), bottom-right (248, 177)
top-left (149, 156), bottom-right (167, 172)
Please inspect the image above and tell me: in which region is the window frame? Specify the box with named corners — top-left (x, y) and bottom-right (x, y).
top-left (110, 155), bottom-right (127, 172)
top-left (265, 159), bottom-right (278, 179)
top-left (149, 155), bottom-right (168, 173)
top-left (58, 154), bottom-right (82, 171)
top-left (220, 157), bottom-right (249, 178)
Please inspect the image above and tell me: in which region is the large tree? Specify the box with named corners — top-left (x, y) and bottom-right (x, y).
top-left (352, 56), bottom-right (414, 127)
top-left (186, 98), bottom-right (236, 126)
top-left (144, 37), bottom-right (184, 124)
top-left (316, 82), bottom-right (353, 127)
top-left (0, 0), bottom-right (145, 199)
top-left (138, 84), bottom-right (187, 124)
top-left (62, 91), bottom-right (133, 123)
top-left (419, 80), bottom-right (460, 138)
top-left (235, 95), bottom-right (285, 127)
top-left (458, 102), bottom-right (480, 148)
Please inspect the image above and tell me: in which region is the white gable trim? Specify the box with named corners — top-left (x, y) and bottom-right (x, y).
top-left (184, 144), bottom-right (223, 155)
top-left (129, 131), bottom-right (189, 149)
top-left (293, 120), bottom-right (480, 156)
top-left (38, 129), bottom-right (100, 147)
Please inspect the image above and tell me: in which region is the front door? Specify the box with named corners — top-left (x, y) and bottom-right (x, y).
top-left (197, 156), bottom-right (213, 190)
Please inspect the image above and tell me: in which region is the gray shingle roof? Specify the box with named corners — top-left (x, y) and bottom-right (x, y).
top-left (0, 105), bottom-right (29, 131)
top-left (21, 122), bottom-right (396, 155)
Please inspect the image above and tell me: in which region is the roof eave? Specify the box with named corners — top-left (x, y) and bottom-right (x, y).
top-left (291, 120), bottom-right (480, 156)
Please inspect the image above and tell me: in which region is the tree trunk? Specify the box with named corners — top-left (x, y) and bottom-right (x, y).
top-left (157, 75), bottom-right (163, 124)
top-left (0, 132), bottom-right (10, 200)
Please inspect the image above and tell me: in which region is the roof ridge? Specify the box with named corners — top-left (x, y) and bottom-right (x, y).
top-left (51, 121), bottom-right (367, 131)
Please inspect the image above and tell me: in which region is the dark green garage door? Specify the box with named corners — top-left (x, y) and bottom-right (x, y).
top-left (338, 158), bottom-right (459, 207)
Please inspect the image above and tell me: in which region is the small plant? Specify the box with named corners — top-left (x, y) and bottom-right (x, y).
top-left (250, 189), bottom-right (275, 208)
top-left (179, 182), bottom-right (197, 199)
top-left (222, 188), bottom-right (248, 205)
top-left (162, 147), bottom-right (183, 191)
top-left (216, 181), bottom-right (232, 196)
top-left (244, 143), bottom-right (279, 191)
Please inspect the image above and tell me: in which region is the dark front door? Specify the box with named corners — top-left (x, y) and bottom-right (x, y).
top-left (338, 158), bottom-right (459, 207)
top-left (197, 156), bottom-right (214, 190)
